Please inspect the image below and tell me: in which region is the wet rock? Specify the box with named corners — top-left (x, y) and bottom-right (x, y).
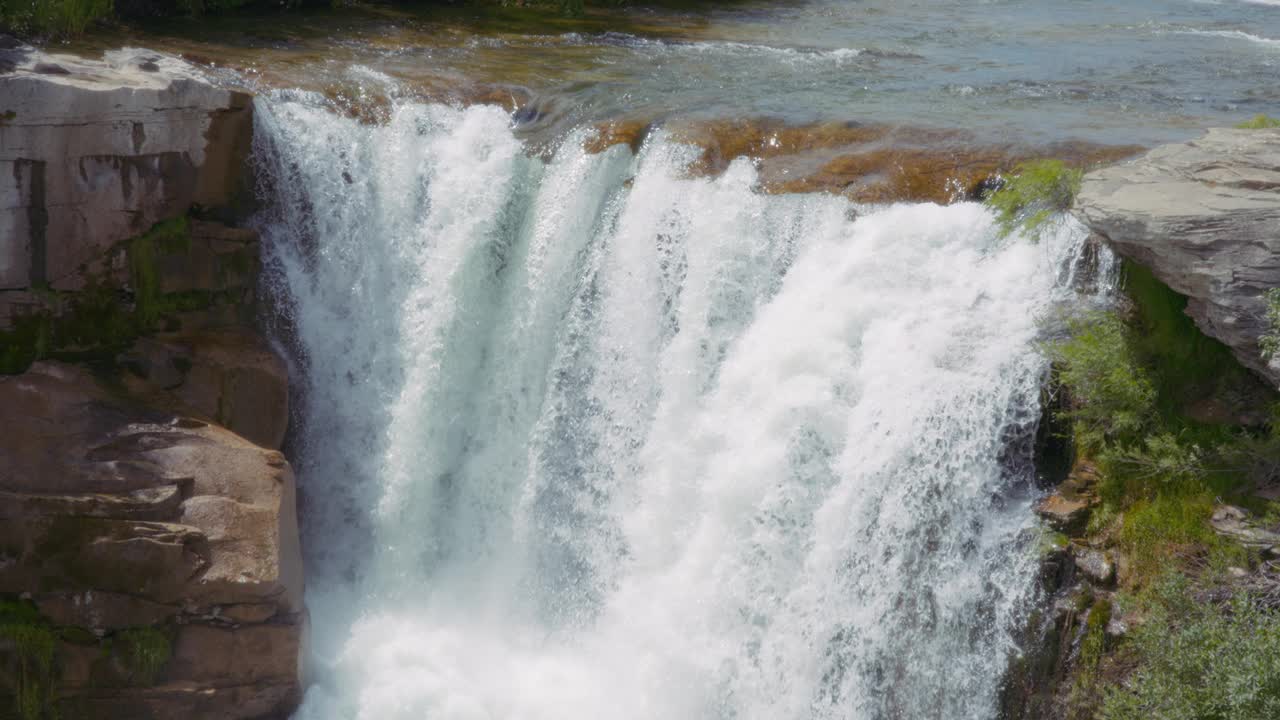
top-left (1036, 493), bottom-right (1094, 535)
top-left (1076, 128), bottom-right (1280, 387)
top-left (1073, 546), bottom-right (1116, 586)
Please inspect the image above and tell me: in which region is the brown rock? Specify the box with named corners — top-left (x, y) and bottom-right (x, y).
top-left (0, 361), bottom-right (303, 716)
top-left (1035, 493), bottom-right (1093, 535)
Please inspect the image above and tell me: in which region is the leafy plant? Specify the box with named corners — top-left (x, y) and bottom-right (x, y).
top-left (1102, 577), bottom-right (1280, 720)
top-left (1261, 288), bottom-right (1280, 360)
top-left (1050, 311), bottom-right (1156, 450)
top-left (1236, 115), bottom-right (1280, 130)
top-left (985, 159), bottom-right (1083, 240)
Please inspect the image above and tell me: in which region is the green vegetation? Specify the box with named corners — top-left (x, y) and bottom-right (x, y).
top-left (0, 0), bottom-right (112, 35)
top-left (1261, 288), bottom-right (1280, 360)
top-left (1236, 114), bottom-right (1280, 130)
top-left (1049, 310), bottom-right (1155, 451)
top-left (1048, 263), bottom-right (1280, 718)
top-left (985, 159), bottom-right (1083, 240)
top-left (1102, 577), bottom-right (1280, 720)
top-left (116, 627), bottom-right (171, 685)
top-left (0, 216), bottom-right (205, 376)
top-left (0, 599), bottom-right (58, 720)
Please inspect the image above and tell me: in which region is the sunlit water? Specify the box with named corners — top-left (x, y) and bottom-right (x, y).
top-left (252, 93), bottom-right (1116, 719)
top-left (99, 0), bottom-right (1280, 146)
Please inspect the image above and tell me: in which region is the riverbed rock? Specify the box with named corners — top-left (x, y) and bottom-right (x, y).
top-left (1075, 128), bottom-right (1280, 387)
top-left (0, 44), bottom-right (252, 295)
top-left (0, 361), bottom-right (302, 718)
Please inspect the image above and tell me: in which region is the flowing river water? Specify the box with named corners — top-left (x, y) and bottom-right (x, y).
top-left (140, 0), bottom-right (1279, 717)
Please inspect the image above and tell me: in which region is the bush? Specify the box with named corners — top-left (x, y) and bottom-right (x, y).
top-left (1050, 311), bottom-right (1156, 450)
top-left (0, 0), bottom-right (112, 35)
top-left (986, 159), bottom-right (1083, 240)
top-left (1236, 115), bottom-right (1280, 130)
top-left (1102, 577), bottom-right (1280, 720)
top-left (1261, 288), bottom-right (1280, 360)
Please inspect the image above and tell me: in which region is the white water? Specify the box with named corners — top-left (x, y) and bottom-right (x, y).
top-left (253, 93), bottom-right (1102, 720)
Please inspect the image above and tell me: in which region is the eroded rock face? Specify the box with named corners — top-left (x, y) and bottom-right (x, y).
top-left (0, 362), bottom-right (302, 718)
top-left (1075, 128), bottom-right (1280, 387)
top-left (0, 45), bottom-right (252, 296)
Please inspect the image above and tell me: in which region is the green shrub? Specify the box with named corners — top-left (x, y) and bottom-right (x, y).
top-left (1261, 288), bottom-right (1280, 360)
top-left (1051, 311), bottom-right (1156, 450)
top-left (1102, 577), bottom-right (1280, 720)
top-left (1236, 115), bottom-right (1280, 130)
top-left (986, 159), bottom-right (1083, 240)
top-left (0, 0), bottom-right (112, 35)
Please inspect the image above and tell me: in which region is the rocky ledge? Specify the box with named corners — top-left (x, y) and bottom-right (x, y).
top-left (0, 362), bottom-right (302, 719)
top-left (1075, 127), bottom-right (1280, 387)
top-left (1, 46), bottom-right (301, 720)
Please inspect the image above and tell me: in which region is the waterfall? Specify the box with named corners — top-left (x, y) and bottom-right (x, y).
top-left (252, 90), bottom-right (1100, 720)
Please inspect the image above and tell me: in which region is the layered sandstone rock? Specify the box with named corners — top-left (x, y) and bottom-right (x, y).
top-left (1075, 128), bottom-right (1280, 387)
top-left (0, 362), bottom-right (303, 719)
top-left (0, 45), bottom-right (300, 720)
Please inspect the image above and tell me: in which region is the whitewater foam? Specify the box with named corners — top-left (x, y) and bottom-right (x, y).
top-left (254, 95), bottom-right (1106, 720)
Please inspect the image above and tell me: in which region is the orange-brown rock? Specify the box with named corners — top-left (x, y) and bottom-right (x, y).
top-left (578, 116), bottom-right (1143, 205)
top-left (0, 361), bottom-right (303, 719)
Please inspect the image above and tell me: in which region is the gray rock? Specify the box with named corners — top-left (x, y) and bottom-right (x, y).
top-left (1211, 504), bottom-right (1280, 551)
top-left (1075, 128), bottom-right (1280, 387)
top-left (0, 47), bottom-right (251, 298)
top-left (1073, 546), bottom-right (1116, 586)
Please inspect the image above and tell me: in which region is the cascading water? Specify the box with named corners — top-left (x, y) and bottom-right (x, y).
top-left (252, 88), bottom-right (1105, 720)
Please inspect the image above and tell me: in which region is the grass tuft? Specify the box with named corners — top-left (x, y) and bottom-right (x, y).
top-left (985, 159), bottom-right (1082, 240)
top-left (1235, 115), bottom-right (1280, 130)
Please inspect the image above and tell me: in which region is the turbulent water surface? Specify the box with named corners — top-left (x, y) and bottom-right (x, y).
top-left (101, 0), bottom-right (1280, 146)
top-left (219, 0), bottom-right (1270, 717)
top-left (252, 90), bottom-right (1116, 719)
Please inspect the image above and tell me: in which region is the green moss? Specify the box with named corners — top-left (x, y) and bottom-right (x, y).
top-left (985, 159), bottom-right (1083, 240)
top-left (129, 216), bottom-right (190, 331)
top-left (1123, 262), bottom-right (1259, 428)
top-left (1037, 530), bottom-right (1070, 556)
top-left (0, 216), bottom-right (210, 376)
top-left (1235, 114), bottom-right (1280, 130)
top-left (0, 599), bottom-right (58, 720)
top-left (115, 627), bottom-right (170, 686)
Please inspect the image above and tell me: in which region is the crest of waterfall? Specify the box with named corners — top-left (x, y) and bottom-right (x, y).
top-left (252, 91), bottom-right (1113, 720)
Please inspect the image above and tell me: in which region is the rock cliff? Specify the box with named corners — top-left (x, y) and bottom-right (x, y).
top-left (0, 45), bottom-right (301, 720)
top-left (1075, 128), bottom-right (1280, 387)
